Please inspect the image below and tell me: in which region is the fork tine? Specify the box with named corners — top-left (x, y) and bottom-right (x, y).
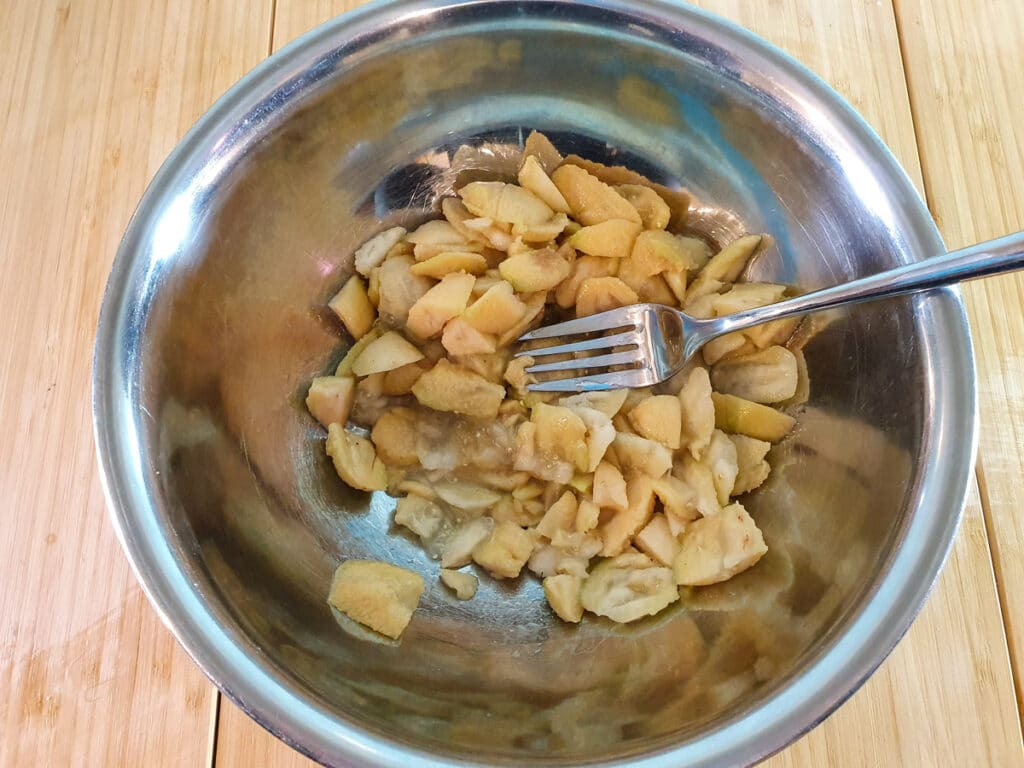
top-left (517, 307), bottom-right (637, 342)
top-left (527, 368), bottom-right (657, 392)
top-left (525, 350), bottom-right (641, 374)
top-left (516, 330), bottom-right (639, 359)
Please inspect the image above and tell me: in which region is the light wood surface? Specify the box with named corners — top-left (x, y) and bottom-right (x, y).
top-left (894, 0), bottom-right (1024, 718)
top-left (1, 1), bottom-right (1021, 767)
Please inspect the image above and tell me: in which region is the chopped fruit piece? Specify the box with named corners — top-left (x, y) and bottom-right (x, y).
top-left (522, 130), bottom-right (563, 173)
top-left (463, 281), bottom-right (527, 336)
top-left (575, 276), bottom-right (639, 317)
top-left (612, 432), bottom-right (673, 478)
top-left (409, 251), bottom-right (488, 278)
top-left (406, 219), bottom-right (470, 256)
top-left (537, 491), bottom-right (578, 540)
top-left (593, 460), bottom-right (628, 512)
top-left (441, 518), bottom-right (494, 568)
top-left (575, 499), bottom-right (600, 533)
top-left (515, 212), bottom-right (570, 243)
top-left (496, 291), bottom-right (546, 347)
top-left (441, 197), bottom-right (489, 243)
top-left (306, 376), bottom-right (355, 429)
top-left (555, 254), bottom-right (619, 308)
top-left (614, 184), bottom-right (671, 230)
top-left (580, 552), bottom-right (678, 623)
top-left (326, 424), bottom-right (387, 491)
top-left (441, 317), bottom-right (497, 356)
top-left (711, 346), bottom-right (799, 404)
top-left (730, 434), bottom-right (772, 494)
top-left (569, 219), bottom-right (642, 259)
top-left (328, 560), bottom-right (424, 639)
top-left (532, 403), bottom-right (590, 472)
top-left (440, 569), bottom-right (478, 600)
top-left (381, 361), bottom-right (430, 396)
top-left (351, 331), bottom-right (424, 376)
top-left (686, 234), bottom-right (763, 302)
top-left (598, 475), bottom-right (656, 556)
top-left (559, 390), bottom-right (629, 418)
top-left (551, 164), bottom-right (642, 226)
top-left (459, 181), bottom-right (555, 227)
top-left (406, 271), bottom-right (475, 339)
top-left (498, 247), bottom-right (572, 292)
top-left (677, 455), bottom-right (721, 518)
top-left (711, 282), bottom-right (787, 314)
top-left (370, 408), bottom-right (419, 466)
top-left (673, 502), bottom-right (767, 585)
top-left (518, 155), bottom-right (572, 213)
top-left (706, 429), bottom-right (739, 505)
top-left (679, 367), bottom-right (715, 459)
top-left (375, 255), bottom-right (434, 329)
top-left (433, 481), bottom-right (503, 511)
top-left (513, 421), bottom-right (574, 484)
top-left (394, 495), bottom-right (445, 543)
top-left (634, 514), bottom-right (681, 566)
top-left (472, 520), bottom-right (535, 579)
top-left (354, 227), bottom-right (407, 277)
top-left (543, 574), bottom-right (584, 622)
top-left (566, 405), bottom-right (616, 472)
top-left (711, 392), bottom-right (796, 442)
top-left (328, 275), bottom-right (376, 339)
top-left (411, 359), bottom-right (506, 419)
top-left (627, 395), bottom-right (682, 450)
top-left (652, 475), bottom-right (699, 524)
top-left (631, 230), bottom-right (710, 276)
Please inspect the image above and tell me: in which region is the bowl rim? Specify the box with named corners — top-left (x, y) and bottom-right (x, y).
top-left (93, 1), bottom-right (977, 766)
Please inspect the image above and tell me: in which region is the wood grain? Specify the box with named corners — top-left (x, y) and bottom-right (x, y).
top-left (0, 0), bottom-right (271, 766)
top-left (895, 0), bottom-right (1024, 721)
top-left (212, 0), bottom-right (1024, 764)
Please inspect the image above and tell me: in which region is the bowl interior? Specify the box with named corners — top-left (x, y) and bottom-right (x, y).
top-left (107, 3), bottom-right (963, 765)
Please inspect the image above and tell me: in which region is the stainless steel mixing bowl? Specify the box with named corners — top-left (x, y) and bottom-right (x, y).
top-left (93, 1), bottom-right (976, 766)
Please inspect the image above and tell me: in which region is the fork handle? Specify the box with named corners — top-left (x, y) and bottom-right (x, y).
top-left (705, 230), bottom-right (1024, 343)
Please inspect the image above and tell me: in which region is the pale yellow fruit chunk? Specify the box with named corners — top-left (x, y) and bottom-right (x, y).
top-left (611, 432), bottom-right (673, 478)
top-left (652, 475), bottom-right (700, 531)
top-left (409, 251), bottom-right (488, 278)
top-left (598, 475), bottom-right (656, 556)
top-left (441, 518), bottom-right (494, 568)
top-left (592, 460), bottom-right (628, 512)
top-left (615, 184), bottom-right (671, 230)
top-left (679, 367), bottom-right (715, 459)
top-left (521, 130), bottom-right (563, 174)
top-left (472, 520), bottom-right (535, 579)
top-left (574, 499), bottom-right (600, 533)
top-left (393, 495), bottom-right (445, 543)
top-left (335, 328), bottom-right (380, 376)
top-left (406, 219), bottom-right (469, 252)
top-left (370, 408), bottom-right (420, 466)
top-left (627, 395), bottom-right (682, 450)
top-left (441, 317), bottom-right (497, 356)
top-left (634, 514), bottom-right (681, 567)
top-left (673, 502), bottom-right (767, 586)
top-left (517, 155), bottom-right (572, 213)
top-left (354, 226), bottom-right (407, 277)
top-left (463, 280), bottom-right (527, 337)
top-left (706, 429), bottom-right (739, 505)
top-left (376, 255), bottom-right (433, 329)
top-left (441, 197), bottom-right (488, 243)
top-left (406, 271), bottom-right (475, 339)
top-left (569, 219), bottom-right (642, 259)
top-left (440, 569), bottom-right (478, 600)
top-left (459, 181), bottom-right (555, 227)
top-left (536, 490), bottom-right (578, 540)
top-left (554, 254), bottom-right (619, 308)
top-left (711, 346), bottom-right (799, 404)
top-left (381, 361), bottom-right (429, 396)
top-left (559, 389), bottom-right (628, 419)
top-left (328, 559), bottom-right (424, 639)
top-left (498, 247), bottom-right (571, 292)
top-left (551, 164), bottom-right (642, 226)
top-left (631, 230), bottom-right (710, 276)
top-left (306, 376), bottom-right (355, 429)
top-left (351, 331), bottom-right (425, 376)
top-left (328, 275), bottom-right (376, 340)
top-left (532, 403), bottom-right (590, 473)
top-left (730, 434), bottom-right (772, 494)
top-left (326, 424), bottom-right (387, 492)
top-left (711, 392), bottom-right (795, 442)
top-left (543, 574), bottom-right (584, 623)
top-left (575, 276), bottom-right (639, 317)
top-left (580, 552), bottom-right (678, 623)
top-left (411, 359), bottom-right (506, 419)
top-left (685, 234), bottom-right (763, 302)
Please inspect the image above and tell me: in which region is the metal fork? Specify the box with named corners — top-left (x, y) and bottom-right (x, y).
top-left (517, 231), bottom-right (1024, 391)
